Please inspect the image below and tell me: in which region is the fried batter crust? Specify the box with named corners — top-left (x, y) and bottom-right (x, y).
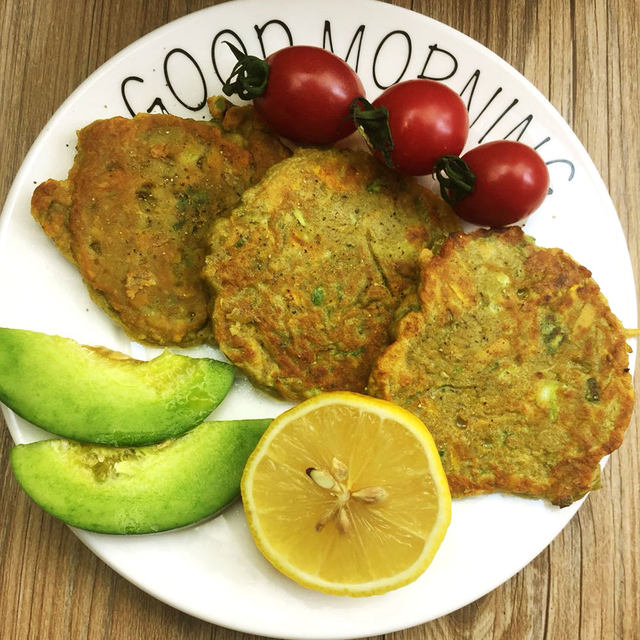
top-left (204, 147), bottom-right (459, 400)
top-left (31, 98), bottom-right (290, 346)
top-left (369, 227), bottom-right (635, 506)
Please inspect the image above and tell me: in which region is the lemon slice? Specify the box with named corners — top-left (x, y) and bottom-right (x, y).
top-left (241, 391), bottom-right (451, 597)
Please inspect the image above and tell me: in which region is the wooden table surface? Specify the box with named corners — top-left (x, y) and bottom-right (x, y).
top-left (1, 1), bottom-right (638, 638)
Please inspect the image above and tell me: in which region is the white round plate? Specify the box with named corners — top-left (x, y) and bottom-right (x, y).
top-left (0, 1), bottom-right (636, 638)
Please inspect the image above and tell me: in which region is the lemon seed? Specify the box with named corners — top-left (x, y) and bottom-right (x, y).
top-left (352, 486), bottom-right (387, 503)
top-left (331, 457), bottom-right (349, 482)
top-left (306, 467), bottom-right (336, 490)
top-left (336, 507), bottom-right (351, 534)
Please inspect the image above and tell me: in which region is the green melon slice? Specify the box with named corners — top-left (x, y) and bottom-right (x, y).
top-left (0, 328), bottom-right (234, 445)
top-left (10, 418), bottom-right (271, 534)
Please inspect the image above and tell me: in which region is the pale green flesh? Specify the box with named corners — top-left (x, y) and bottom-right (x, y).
top-left (0, 328), bottom-right (234, 445)
top-left (10, 419), bottom-right (271, 534)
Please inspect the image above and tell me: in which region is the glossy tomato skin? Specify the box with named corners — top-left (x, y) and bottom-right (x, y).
top-left (453, 140), bottom-right (549, 227)
top-left (373, 79), bottom-right (469, 176)
top-left (255, 46), bottom-right (364, 145)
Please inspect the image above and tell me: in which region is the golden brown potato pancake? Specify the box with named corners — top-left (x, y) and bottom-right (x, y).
top-left (31, 97), bottom-right (290, 346)
top-left (369, 227), bottom-right (635, 506)
top-left (204, 147), bottom-right (460, 400)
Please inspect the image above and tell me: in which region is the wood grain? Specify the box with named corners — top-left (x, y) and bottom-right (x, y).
top-left (1, 1), bottom-right (638, 638)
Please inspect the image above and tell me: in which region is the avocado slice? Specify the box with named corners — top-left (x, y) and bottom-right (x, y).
top-left (10, 419), bottom-right (271, 534)
top-left (0, 328), bottom-right (234, 445)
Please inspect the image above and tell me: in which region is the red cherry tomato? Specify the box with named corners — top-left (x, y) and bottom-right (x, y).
top-left (224, 45), bottom-right (365, 145)
top-left (372, 79), bottom-right (469, 176)
top-left (450, 141), bottom-right (550, 226)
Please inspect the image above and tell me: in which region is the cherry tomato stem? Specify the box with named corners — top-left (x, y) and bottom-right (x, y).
top-left (222, 42), bottom-right (269, 100)
top-left (434, 155), bottom-right (475, 204)
top-left (350, 97), bottom-right (394, 166)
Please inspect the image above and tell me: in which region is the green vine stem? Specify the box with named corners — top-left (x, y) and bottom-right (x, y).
top-left (221, 42), bottom-right (269, 100)
top-left (349, 97), bottom-right (394, 167)
top-left (434, 155), bottom-right (476, 204)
